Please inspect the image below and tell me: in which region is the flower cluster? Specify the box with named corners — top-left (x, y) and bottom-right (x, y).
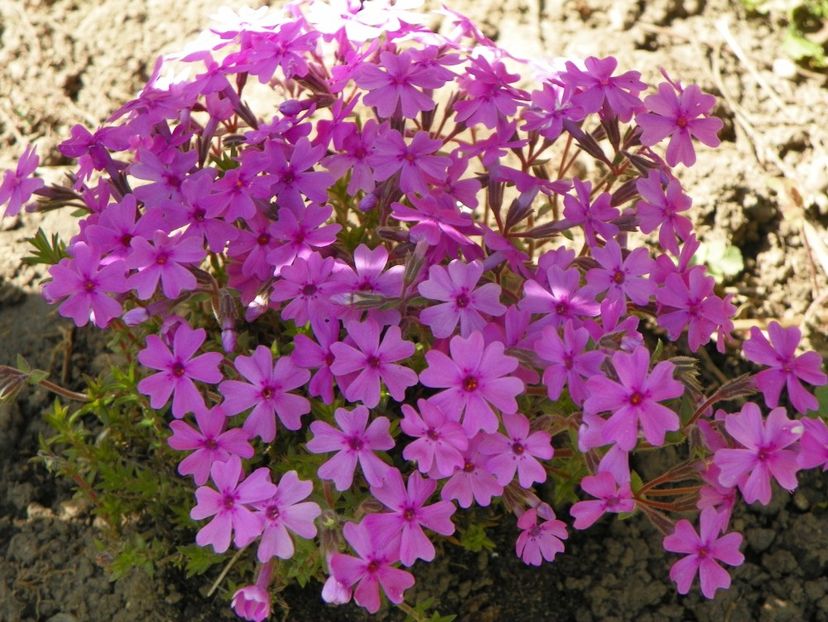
top-left (4, 0), bottom-right (826, 618)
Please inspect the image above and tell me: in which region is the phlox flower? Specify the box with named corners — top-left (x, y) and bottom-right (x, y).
top-left (355, 49), bottom-right (444, 119)
top-left (585, 240), bottom-right (655, 307)
top-left (167, 405), bottom-right (254, 485)
top-left (231, 583), bottom-right (270, 622)
top-left (126, 230), bottom-right (206, 300)
top-left (329, 520), bottom-right (415, 613)
top-left (0, 145), bottom-right (44, 217)
top-left (441, 434), bottom-right (504, 508)
top-left (336, 244), bottom-right (403, 325)
top-left (219, 345), bottom-right (311, 443)
top-left (479, 413), bottom-right (553, 488)
top-left (655, 266), bottom-right (724, 352)
top-left (270, 252), bottom-right (346, 325)
top-left (420, 331), bottom-right (524, 435)
top-left (130, 147), bottom-right (195, 208)
top-left (418, 259), bottom-right (505, 338)
top-left (454, 55), bottom-right (527, 129)
top-left (583, 346), bottom-right (684, 450)
top-left (714, 403), bottom-right (803, 505)
top-left (522, 82), bottom-right (582, 142)
top-left (43, 242), bottom-right (128, 328)
top-left (400, 399), bottom-right (468, 477)
top-left (324, 120), bottom-right (379, 194)
top-left (515, 503), bottom-right (568, 566)
top-left (391, 194), bottom-right (480, 249)
top-left (190, 455), bottom-right (278, 553)
top-left (521, 265), bottom-right (600, 329)
top-left (238, 21), bottom-right (316, 83)
top-left (570, 471), bottom-right (635, 529)
top-left (307, 405), bottom-right (394, 491)
top-left (561, 178), bottom-right (619, 247)
top-left (83, 194), bottom-right (166, 257)
top-left (798, 417), bottom-right (828, 471)
top-left (137, 323), bottom-right (222, 417)
top-left (364, 469), bottom-right (456, 566)
top-left (663, 507), bottom-right (744, 598)
top-left (742, 321), bottom-right (828, 414)
top-left (330, 319), bottom-right (417, 408)
top-left (254, 470), bottom-right (321, 562)
top-left (635, 170), bottom-right (693, 256)
top-left (369, 129), bottom-right (450, 196)
top-left (292, 318), bottom-right (341, 404)
top-left (250, 137), bottom-right (333, 213)
top-left (560, 56), bottom-right (646, 122)
top-left (637, 82), bottom-right (723, 167)
top-left (178, 168), bottom-right (239, 252)
top-left (536, 321), bottom-right (604, 404)
top-left (266, 205), bottom-right (341, 274)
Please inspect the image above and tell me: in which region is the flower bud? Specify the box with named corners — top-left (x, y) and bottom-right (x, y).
top-left (231, 585), bottom-right (270, 622)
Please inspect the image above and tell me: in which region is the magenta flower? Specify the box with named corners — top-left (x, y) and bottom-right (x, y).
top-left (585, 240), bottom-right (655, 306)
top-left (167, 406), bottom-right (254, 485)
top-left (441, 433), bottom-right (504, 508)
top-left (306, 405), bottom-right (394, 491)
top-left (43, 242), bottom-right (128, 328)
top-left (570, 471), bottom-right (635, 529)
top-left (454, 55), bottom-right (526, 129)
top-left (369, 129), bottom-right (450, 196)
top-left (515, 503), bottom-right (568, 566)
top-left (400, 399), bottom-right (468, 477)
top-left (339, 244), bottom-right (403, 299)
top-left (329, 520), bottom-right (415, 613)
top-left (231, 583), bottom-right (270, 622)
top-left (743, 321), bottom-right (828, 414)
top-left (126, 231), bottom-right (206, 300)
top-left (420, 331), bottom-right (524, 435)
top-left (521, 265), bottom-right (600, 328)
top-left (561, 56), bottom-right (646, 121)
top-left (364, 469), bottom-right (456, 566)
top-left (798, 417), bottom-right (828, 471)
top-left (130, 148), bottom-right (195, 208)
top-left (190, 456), bottom-right (278, 553)
top-left (583, 346), bottom-right (684, 450)
top-left (266, 205), bottom-right (341, 274)
top-left (219, 346), bottom-right (311, 443)
top-left (536, 322), bottom-right (604, 405)
top-left (270, 252), bottom-right (345, 326)
top-left (418, 259), bottom-right (506, 338)
top-left (714, 403), bottom-right (803, 505)
top-left (637, 82), bottom-right (723, 167)
top-left (330, 319), bottom-right (417, 408)
top-left (561, 178), bottom-right (619, 247)
top-left (662, 507), bottom-right (744, 598)
top-left (355, 49), bottom-right (444, 119)
top-left (656, 267), bottom-right (726, 352)
top-left (479, 413), bottom-right (553, 488)
top-left (291, 318), bottom-right (341, 404)
top-left (635, 170), bottom-right (693, 256)
top-left (251, 137), bottom-right (332, 213)
top-left (84, 194), bottom-right (166, 257)
top-left (254, 470), bottom-right (321, 562)
top-left (0, 145), bottom-right (44, 217)
top-left (137, 323), bottom-right (222, 417)
top-left (522, 82), bottom-right (582, 141)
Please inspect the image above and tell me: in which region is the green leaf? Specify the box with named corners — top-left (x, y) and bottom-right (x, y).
top-left (178, 544), bottom-right (224, 578)
top-left (815, 385), bottom-right (828, 420)
top-left (457, 522), bottom-right (495, 552)
top-left (783, 29), bottom-right (827, 66)
top-left (22, 228), bottom-right (68, 266)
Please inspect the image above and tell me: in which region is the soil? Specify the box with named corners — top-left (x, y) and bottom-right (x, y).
top-left (0, 0), bottom-right (827, 621)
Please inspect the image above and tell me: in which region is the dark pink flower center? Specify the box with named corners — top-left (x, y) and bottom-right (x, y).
top-left (347, 435), bottom-right (364, 451)
top-left (426, 428), bottom-right (440, 441)
top-left (756, 446), bottom-right (772, 462)
top-left (366, 559), bottom-right (381, 574)
top-left (463, 460), bottom-right (475, 473)
top-left (605, 495), bottom-right (621, 509)
top-left (512, 441), bottom-right (525, 455)
top-left (257, 233), bottom-right (271, 246)
top-left (83, 279), bottom-right (96, 292)
top-left (301, 283), bottom-right (318, 296)
top-left (676, 115), bottom-right (689, 129)
top-left (120, 233), bottom-right (133, 247)
top-left (402, 506), bottom-right (417, 522)
top-left (462, 375), bottom-right (479, 392)
top-left (697, 545), bottom-right (710, 559)
top-left (155, 252), bottom-right (169, 266)
top-left (612, 270), bottom-right (625, 284)
top-left (203, 437), bottom-right (218, 450)
top-left (366, 354), bottom-right (381, 368)
top-left (261, 386), bottom-right (275, 400)
top-left (455, 292), bottom-right (470, 308)
top-left (171, 362), bottom-right (186, 377)
top-left (554, 301), bottom-right (570, 316)
top-left (222, 492), bottom-right (237, 510)
top-left (629, 391), bottom-right (644, 406)
top-left (266, 505), bottom-right (281, 521)
top-left (193, 208), bottom-right (206, 222)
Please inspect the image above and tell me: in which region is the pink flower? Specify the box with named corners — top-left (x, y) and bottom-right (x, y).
top-left (291, 318), bottom-right (341, 404)
top-left (655, 267), bottom-right (724, 352)
top-left (454, 55), bottom-right (526, 129)
top-left (266, 205), bottom-right (341, 274)
top-left (635, 171), bottom-right (693, 256)
top-left (167, 406), bottom-right (254, 485)
top-left (420, 331), bottom-right (524, 435)
top-left (561, 56), bottom-right (646, 122)
top-left (355, 49), bottom-right (444, 119)
top-left (330, 319), bottom-right (417, 408)
top-left (521, 266), bottom-right (600, 329)
top-left (270, 252), bottom-right (345, 325)
top-left (743, 321), bottom-right (828, 414)
top-left (570, 471), bottom-right (635, 529)
top-left (190, 456), bottom-right (277, 553)
top-left (418, 259), bottom-right (506, 338)
top-left (536, 321), bottom-right (604, 404)
top-left (515, 503), bottom-right (568, 566)
top-left (440, 434), bottom-right (504, 508)
top-left (369, 129), bottom-right (450, 196)
top-left (585, 240), bottom-right (655, 306)
top-left (714, 403), bottom-right (803, 505)
top-left (43, 242), bottom-right (128, 328)
top-left (231, 584), bottom-right (270, 622)
top-left (0, 145), bottom-right (44, 217)
top-left (364, 469), bottom-right (456, 566)
top-left (254, 470), bottom-right (321, 562)
top-left (479, 413), bottom-right (553, 488)
top-left (663, 507), bottom-right (744, 598)
top-left (219, 345), bottom-right (311, 443)
top-left (400, 399), bottom-right (468, 477)
top-left (307, 405), bottom-right (394, 491)
top-left (583, 346), bottom-right (684, 450)
top-left (637, 82), bottom-right (723, 167)
top-left (137, 323), bottom-right (223, 417)
top-left (329, 520), bottom-right (416, 613)
top-left (560, 178), bottom-right (619, 247)
top-left (798, 417), bottom-right (828, 471)
top-left (126, 231), bottom-right (206, 300)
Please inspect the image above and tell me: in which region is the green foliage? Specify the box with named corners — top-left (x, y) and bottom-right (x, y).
top-left (23, 227), bottom-right (68, 266)
top-left (457, 522), bottom-right (495, 553)
top-left (696, 239), bottom-right (744, 284)
top-left (742, 0), bottom-right (828, 67)
top-left (403, 597), bottom-right (457, 622)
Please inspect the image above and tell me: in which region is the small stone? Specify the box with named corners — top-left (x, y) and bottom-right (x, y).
top-left (792, 490), bottom-right (810, 511)
top-left (26, 502), bottom-right (54, 520)
top-left (772, 57), bottom-right (797, 79)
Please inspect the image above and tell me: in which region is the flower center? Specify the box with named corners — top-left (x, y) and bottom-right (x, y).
top-left (171, 362), bottom-right (186, 377)
top-left (512, 441), bottom-right (525, 455)
top-left (257, 233), bottom-right (271, 246)
top-left (155, 252), bottom-right (169, 266)
top-left (462, 375), bottom-right (479, 392)
top-left (697, 545), bottom-right (710, 559)
top-left (366, 559), bottom-right (380, 574)
top-left (554, 301), bottom-right (570, 316)
top-left (402, 507), bottom-right (416, 522)
top-left (301, 283), bottom-right (318, 297)
top-left (612, 269), bottom-right (625, 284)
top-left (756, 446), bottom-right (771, 462)
top-left (222, 493), bottom-right (237, 510)
top-left (629, 391), bottom-right (644, 406)
top-left (83, 279), bottom-right (96, 292)
top-left (676, 115), bottom-right (689, 129)
top-left (463, 460), bottom-right (475, 473)
top-left (455, 292), bottom-right (470, 308)
top-left (203, 437), bottom-right (218, 450)
top-left (261, 386), bottom-right (274, 400)
top-left (347, 435), bottom-right (364, 451)
top-left (266, 505), bottom-right (281, 521)
top-left (426, 428), bottom-right (440, 441)
top-left (366, 354), bottom-right (381, 368)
